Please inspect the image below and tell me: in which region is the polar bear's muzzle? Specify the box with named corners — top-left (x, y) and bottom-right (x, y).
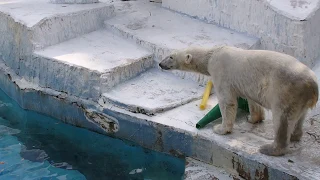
top-left (159, 56), bottom-right (178, 70)
top-left (159, 62), bottom-right (170, 70)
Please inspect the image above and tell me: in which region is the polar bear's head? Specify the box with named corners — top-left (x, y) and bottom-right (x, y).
top-left (158, 50), bottom-right (193, 71)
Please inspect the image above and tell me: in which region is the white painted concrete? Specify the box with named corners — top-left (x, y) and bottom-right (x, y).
top-left (102, 68), bottom-right (205, 115)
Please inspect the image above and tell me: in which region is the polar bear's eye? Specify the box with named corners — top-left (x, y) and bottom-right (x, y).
top-left (169, 56), bottom-right (173, 59)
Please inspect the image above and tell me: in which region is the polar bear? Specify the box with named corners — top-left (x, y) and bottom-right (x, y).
top-left (159, 45), bottom-right (319, 156)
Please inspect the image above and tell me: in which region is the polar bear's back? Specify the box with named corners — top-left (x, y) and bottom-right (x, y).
top-left (210, 46), bottom-right (318, 109)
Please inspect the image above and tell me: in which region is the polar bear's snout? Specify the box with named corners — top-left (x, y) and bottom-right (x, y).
top-left (159, 62), bottom-right (169, 70)
top-left (159, 56), bottom-right (177, 70)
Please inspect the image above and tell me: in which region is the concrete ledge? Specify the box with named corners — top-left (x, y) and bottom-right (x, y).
top-left (162, 0), bottom-right (320, 67)
top-left (2, 58), bottom-right (318, 179)
top-left (1, 56), bottom-right (319, 179)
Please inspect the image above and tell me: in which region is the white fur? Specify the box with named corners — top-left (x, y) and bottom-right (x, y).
top-left (159, 45), bottom-right (319, 156)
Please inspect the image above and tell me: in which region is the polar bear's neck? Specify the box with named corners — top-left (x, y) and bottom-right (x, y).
top-left (187, 48), bottom-right (217, 76)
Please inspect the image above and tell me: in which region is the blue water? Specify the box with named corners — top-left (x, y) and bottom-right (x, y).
top-left (0, 89), bottom-right (185, 180)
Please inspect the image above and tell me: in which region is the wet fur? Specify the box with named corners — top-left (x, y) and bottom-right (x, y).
top-left (159, 45), bottom-right (319, 156)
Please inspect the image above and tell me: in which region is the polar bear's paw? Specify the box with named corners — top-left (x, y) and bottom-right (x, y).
top-left (259, 144), bottom-right (286, 156)
top-left (213, 124), bottom-right (231, 135)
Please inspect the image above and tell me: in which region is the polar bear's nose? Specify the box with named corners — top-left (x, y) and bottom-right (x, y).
top-left (159, 63), bottom-right (165, 69)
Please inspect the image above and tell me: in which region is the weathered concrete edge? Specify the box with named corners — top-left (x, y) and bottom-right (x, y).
top-left (100, 54), bottom-right (155, 91)
top-left (102, 92), bottom-right (201, 116)
top-left (28, 53), bottom-right (154, 101)
top-left (30, 4), bottom-right (116, 49)
top-left (0, 59), bottom-right (303, 180)
top-left (184, 157), bottom-right (243, 180)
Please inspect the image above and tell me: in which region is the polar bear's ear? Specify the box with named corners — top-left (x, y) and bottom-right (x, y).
top-left (185, 54), bottom-right (192, 64)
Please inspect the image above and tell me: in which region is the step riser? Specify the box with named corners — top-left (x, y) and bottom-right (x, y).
top-left (0, 12), bottom-right (33, 75)
top-left (21, 54), bottom-right (154, 100)
top-left (100, 55), bottom-right (155, 91)
top-left (31, 5), bottom-right (115, 50)
top-left (162, 0), bottom-right (320, 67)
top-left (23, 54), bottom-right (102, 100)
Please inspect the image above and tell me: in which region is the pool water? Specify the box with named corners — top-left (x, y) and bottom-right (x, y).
top-left (0, 89), bottom-right (185, 180)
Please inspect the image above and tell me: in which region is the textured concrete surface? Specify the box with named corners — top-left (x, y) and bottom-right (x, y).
top-left (184, 158), bottom-right (243, 180)
top-left (102, 69), bottom-right (205, 115)
top-left (162, 0), bottom-right (320, 68)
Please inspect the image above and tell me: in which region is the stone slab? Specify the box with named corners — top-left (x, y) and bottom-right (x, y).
top-left (102, 68), bottom-right (205, 115)
top-left (34, 30), bottom-right (152, 72)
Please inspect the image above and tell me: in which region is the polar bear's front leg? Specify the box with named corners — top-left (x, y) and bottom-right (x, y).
top-left (213, 96), bottom-right (238, 135)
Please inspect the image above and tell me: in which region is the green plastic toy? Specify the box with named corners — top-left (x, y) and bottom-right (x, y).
top-left (196, 97), bottom-right (250, 129)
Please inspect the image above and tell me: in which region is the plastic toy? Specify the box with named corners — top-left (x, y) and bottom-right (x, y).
top-left (199, 81), bottom-right (213, 110)
top-left (196, 97), bottom-right (249, 129)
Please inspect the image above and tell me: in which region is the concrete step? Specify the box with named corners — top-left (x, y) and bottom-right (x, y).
top-left (28, 30), bottom-right (153, 100)
top-left (184, 158), bottom-right (243, 180)
top-left (162, 0), bottom-right (320, 67)
top-left (0, 0), bottom-right (115, 50)
top-left (101, 68), bottom-right (205, 115)
top-left (0, 0), bottom-right (115, 75)
top-left (104, 1), bottom-right (260, 85)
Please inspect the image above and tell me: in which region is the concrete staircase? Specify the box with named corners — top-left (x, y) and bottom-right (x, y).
top-left (0, 0), bottom-right (319, 179)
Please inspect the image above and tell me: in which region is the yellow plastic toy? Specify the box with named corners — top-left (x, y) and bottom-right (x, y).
top-left (199, 81), bottom-right (213, 110)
